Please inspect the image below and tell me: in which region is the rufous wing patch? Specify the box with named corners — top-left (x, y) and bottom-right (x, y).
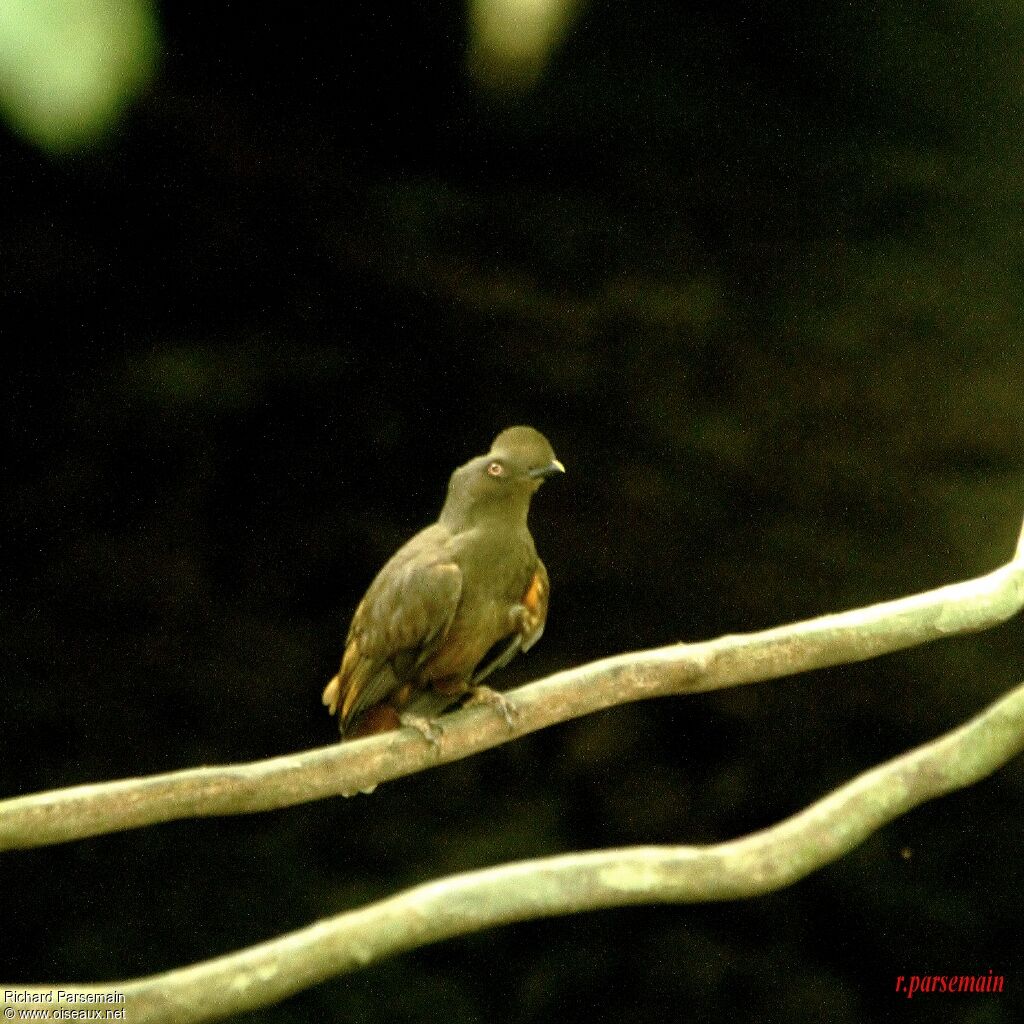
top-left (523, 570), bottom-right (544, 613)
top-left (518, 562), bottom-right (549, 652)
top-left (521, 568), bottom-right (547, 635)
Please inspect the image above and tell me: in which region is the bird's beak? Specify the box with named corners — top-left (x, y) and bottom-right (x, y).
top-left (528, 458), bottom-right (566, 480)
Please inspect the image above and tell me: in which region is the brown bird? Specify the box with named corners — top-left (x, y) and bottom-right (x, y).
top-left (322, 426), bottom-right (564, 740)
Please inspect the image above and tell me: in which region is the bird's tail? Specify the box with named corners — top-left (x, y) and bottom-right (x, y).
top-left (323, 671), bottom-right (397, 739)
top-left (322, 674), bottom-right (341, 715)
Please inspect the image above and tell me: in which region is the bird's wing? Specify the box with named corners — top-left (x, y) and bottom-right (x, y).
top-left (470, 558), bottom-right (550, 686)
top-left (323, 526), bottom-right (463, 729)
top-left (519, 557), bottom-right (549, 652)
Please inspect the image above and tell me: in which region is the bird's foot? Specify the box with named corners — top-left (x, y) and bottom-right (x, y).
top-left (399, 712), bottom-right (443, 748)
top-left (466, 685), bottom-right (520, 730)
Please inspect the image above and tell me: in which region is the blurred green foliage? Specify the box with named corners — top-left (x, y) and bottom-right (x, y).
top-left (0, 0), bottom-right (158, 151)
top-left (467, 0), bottom-right (584, 88)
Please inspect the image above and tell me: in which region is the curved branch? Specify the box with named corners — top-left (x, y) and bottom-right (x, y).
top-left (1, 516), bottom-right (1023, 853)
top-left (13, 675), bottom-right (1024, 1023)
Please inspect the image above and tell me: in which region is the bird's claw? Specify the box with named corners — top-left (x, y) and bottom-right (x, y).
top-left (466, 685), bottom-right (520, 730)
top-left (399, 713), bottom-right (443, 748)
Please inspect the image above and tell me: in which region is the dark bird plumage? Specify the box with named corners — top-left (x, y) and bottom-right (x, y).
top-left (323, 426), bottom-right (564, 739)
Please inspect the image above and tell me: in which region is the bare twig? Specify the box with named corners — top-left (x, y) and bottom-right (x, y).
top-left (1, 516), bottom-right (1022, 853)
top-left (12, 675), bottom-right (1024, 1023)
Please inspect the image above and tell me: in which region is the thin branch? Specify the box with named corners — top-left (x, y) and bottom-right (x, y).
top-left (2, 516), bottom-right (1023, 853)
top-left (13, 675), bottom-right (1024, 1024)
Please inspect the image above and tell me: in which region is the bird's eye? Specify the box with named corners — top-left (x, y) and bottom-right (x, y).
top-left (487, 461), bottom-right (504, 477)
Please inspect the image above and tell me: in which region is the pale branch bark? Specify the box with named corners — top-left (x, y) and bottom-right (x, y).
top-left (13, 674), bottom-right (1024, 1024)
top-left (1, 518), bottom-right (1023, 854)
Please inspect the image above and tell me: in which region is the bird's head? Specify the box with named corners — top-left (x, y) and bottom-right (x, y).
top-left (442, 426), bottom-right (564, 529)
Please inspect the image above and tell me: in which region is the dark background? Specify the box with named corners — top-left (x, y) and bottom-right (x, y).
top-left (4, 2), bottom-right (1024, 1021)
